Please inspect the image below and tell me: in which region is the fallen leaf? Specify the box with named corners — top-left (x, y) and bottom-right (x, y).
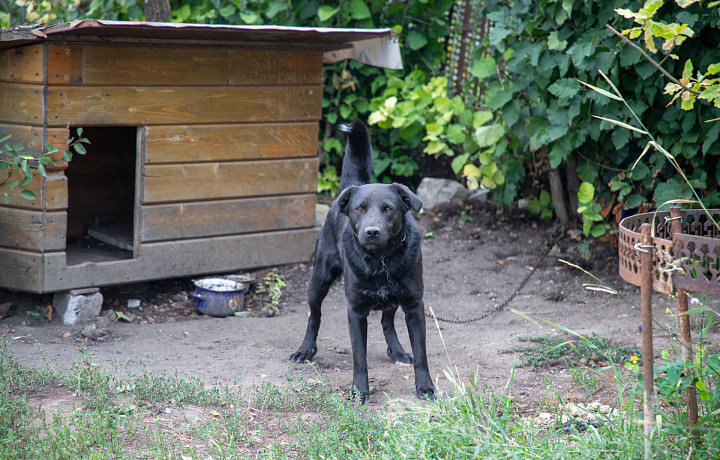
top-left (44, 304), bottom-right (53, 322)
top-left (61, 331), bottom-right (72, 339)
top-left (115, 311), bottom-right (132, 322)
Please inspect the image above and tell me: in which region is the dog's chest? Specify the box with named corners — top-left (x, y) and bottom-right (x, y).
top-left (357, 258), bottom-right (408, 303)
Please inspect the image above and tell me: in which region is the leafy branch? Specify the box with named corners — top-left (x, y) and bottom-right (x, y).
top-left (580, 71), bottom-right (719, 231)
top-left (0, 127), bottom-right (89, 203)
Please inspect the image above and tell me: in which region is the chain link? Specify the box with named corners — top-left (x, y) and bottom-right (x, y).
top-left (426, 230), bottom-right (557, 324)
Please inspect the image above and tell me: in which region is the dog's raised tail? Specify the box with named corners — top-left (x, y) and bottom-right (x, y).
top-left (338, 119), bottom-right (373, 191)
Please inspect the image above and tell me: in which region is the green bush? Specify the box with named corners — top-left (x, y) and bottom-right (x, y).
top-left (465, 0), bottom-right (720, 227)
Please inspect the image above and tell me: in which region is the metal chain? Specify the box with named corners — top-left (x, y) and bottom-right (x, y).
top-left (427, 230), bottom-right (558, 324)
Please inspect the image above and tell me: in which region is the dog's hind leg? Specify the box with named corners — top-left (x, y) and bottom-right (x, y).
top-left (289, 248), bottom-right (341, 363)
top-left (381, 307), bottom-right (413, 364)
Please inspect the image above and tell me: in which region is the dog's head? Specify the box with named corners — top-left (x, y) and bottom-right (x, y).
top-left (335, 183), bottom-right (422, 252)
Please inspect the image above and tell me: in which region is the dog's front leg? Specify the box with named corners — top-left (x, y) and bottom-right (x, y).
top-left (347, 308), bottom-right (370, 403)
top-left (404, 301), bottom-right (437, 400)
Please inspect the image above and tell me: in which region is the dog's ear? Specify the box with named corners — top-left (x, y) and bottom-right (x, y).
top-left (391, 183), bottom-right (422, 213)
top-left (334, 186), bottom-right (357, 216)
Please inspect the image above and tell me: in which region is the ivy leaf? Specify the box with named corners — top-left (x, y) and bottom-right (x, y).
top-left (239, 11), bottom-right (259, 23)
top-left (406, 31), bottom-right (428, 51)
top-left (547, 31), bottom-right (568, 51)
top-left (567, 36), bottom-right (596, 66)
top-left (318, 5), bottom-right (339, 22)
top-left (265, 0), bottom-right (287, 19)
top-left (219, 5), bottom-right (235, 17)
top-left (425, 123), bottom-right (443, 138)
top-left (578, 182), bottom-right (595, 203)
top-left (451, 153), bottom-right (470, 174)
top-left (20, 190), bottom-right (36, 200)
top-left (446, 124), bottom-right (466, 144)
top-left (548, 78), bottom-right (580, 99)
top-left (424, 140), bottom-right (447, 155)
top-left (612, 127), bottom-right (631, 150)
top-left (485, 87), bottom-right (512, 109)
top-left (473, 110), bottom-right (493, 127)
top-left (474, 124), bottom-right (504, 148)
top-left (349, 0), bottom-right (371, 20)
top-left (701, 121), bottom-right (720, 154)
top-left (470, 57), bottom-right (496, 79)
top-left (548, 144), bottom-right (568, 169)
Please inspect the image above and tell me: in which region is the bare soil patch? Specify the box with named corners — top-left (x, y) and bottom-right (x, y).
top-left (2, 203), bottom-right (685, 411)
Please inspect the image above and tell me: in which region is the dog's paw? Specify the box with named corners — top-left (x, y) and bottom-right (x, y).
top-left (288, 347), bottom-right (317, 363)
top-left (387, 347), bottom-right (413, 364)
top-left (416, 384), bottom-right (437, 401)
top-left (348, 390), bottom-right (370, 405)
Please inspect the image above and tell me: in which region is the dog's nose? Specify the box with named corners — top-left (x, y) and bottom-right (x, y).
top-left (365, 227), bottom-right (381, 238)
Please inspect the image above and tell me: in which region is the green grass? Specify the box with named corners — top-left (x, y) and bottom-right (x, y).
top-left (499, 334), bottom-right (641, 368)
top-left (0, 339), bottom-right (715, 459)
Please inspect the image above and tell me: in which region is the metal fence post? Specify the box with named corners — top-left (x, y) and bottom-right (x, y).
top-left (640, 223), bottom-right (656, 458)
top-left (670, 207), bottom-right (698, 436)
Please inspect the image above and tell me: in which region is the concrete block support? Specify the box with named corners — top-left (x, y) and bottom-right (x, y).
top-left (53, 288), bottom-right (103, 325)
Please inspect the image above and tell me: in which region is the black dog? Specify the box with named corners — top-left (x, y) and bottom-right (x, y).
top-left (289, 119), bottom-right (436, 403)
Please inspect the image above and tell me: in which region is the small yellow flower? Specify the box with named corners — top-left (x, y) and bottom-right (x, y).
top-left (630, 355), bottom-right (639, 363)
top-left (666, 308), bottom-right (670, 314)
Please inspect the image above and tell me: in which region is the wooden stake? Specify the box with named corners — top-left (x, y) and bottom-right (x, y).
top-left (670, 207), bottom-right (698, 436)
top-left (640, 223), bottom-right (656, 458)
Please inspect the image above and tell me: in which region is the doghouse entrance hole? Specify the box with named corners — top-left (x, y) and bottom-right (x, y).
top-left (65, 127), bottom-right (137, 266)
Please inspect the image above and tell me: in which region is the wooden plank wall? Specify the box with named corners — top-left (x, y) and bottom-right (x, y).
top-left (0, 42), bottom-right (324, 291)
top-left (43, 44), bottom-right (322, 248)
top-left (0, 45), bottom-right (63, 288)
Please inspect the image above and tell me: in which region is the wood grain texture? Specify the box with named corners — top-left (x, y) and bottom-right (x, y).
top-left (0, 83), bottom-right (44, 125)
top-left (139, 194), bottom-right (315, 242)
top-left (0, 123), bottom-right (44, 153)
top-left (0, 45), bottom-right (44, 83)
top-left (45, 128), bottom-right (70, 170)
top-left (144, 122), bottom-right (318, 164)
top-left (46, 45), bottom-right (322, 86)
top-left (0, 125), bottom-right (70, 170)
top-left (0, 207), bottom-right (65, 251)
top-left (40, 227), bottom-right (319, 293)
top-left (46, 45), bottom-right (83, 84)
top-left (0, 170), bottom-right (70, 212)
top-left (46, 85), bottom-right (322, 126)
top-left (0, 248), bottom-right (42, 292)
top-left (142, 158), bottom-right (318, 203)
top-left (43, 171), bottom-right (68, 211)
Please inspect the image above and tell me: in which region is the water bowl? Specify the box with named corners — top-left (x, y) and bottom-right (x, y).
top-left (190, 277), bottom-right (249, 317)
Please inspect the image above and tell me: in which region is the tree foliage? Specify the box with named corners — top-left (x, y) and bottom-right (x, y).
top-left (466, 0), bottom-right (720, 234)
top-left (4, 0), bottom-right (720, 234)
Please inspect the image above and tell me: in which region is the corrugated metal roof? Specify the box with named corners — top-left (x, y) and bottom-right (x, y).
top-left (0, 20), bottom-right (402, 69)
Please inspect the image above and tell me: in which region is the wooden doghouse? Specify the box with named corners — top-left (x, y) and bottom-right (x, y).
top-left (0, 20), bottom-right (400, 293)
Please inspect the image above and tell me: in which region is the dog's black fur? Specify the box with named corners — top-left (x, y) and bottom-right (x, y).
top-left (289, 119), bottom-right (436, 403)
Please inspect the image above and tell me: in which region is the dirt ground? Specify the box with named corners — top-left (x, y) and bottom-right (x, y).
top-left (1, 203), bottom-right (693, 411)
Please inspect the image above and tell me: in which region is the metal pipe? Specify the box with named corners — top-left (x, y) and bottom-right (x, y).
top-left (640, 223), bottom-right (656, 457)
top-left (670, 207), bottom-right (698, 436)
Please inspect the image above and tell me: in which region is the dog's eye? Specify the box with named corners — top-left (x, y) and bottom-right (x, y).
top-left (355, 206), bottom-right (364, 213)
top-left (384, 206), bottom-right (393, 212)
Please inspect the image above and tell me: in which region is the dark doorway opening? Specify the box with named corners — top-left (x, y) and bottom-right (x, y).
top-left (65, 126), bottom-right (137, 265)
